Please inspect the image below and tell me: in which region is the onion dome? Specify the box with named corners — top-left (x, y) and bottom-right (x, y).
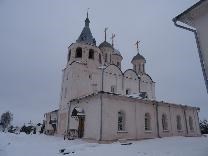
top-left (112, 48), bottom-right (122, 58)
top-left (131, 52), bottom-right (146, 62)
top-left (98, 41), bottom-right (113, 49)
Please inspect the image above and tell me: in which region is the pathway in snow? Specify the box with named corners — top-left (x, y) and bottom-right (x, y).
top-left (0, 132), bottom-right (208, 156)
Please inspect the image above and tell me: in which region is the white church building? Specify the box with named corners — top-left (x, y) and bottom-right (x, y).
top-left (45, 14), bottom-right (201, 141)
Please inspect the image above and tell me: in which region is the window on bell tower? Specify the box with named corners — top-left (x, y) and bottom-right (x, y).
top-left (105, 53), bottom-right (107, 62)
top-left (89, 49), bottom-right (94, 59)
top-left (99, 54), bottom-right (102, 64)
top-left (75, 47), bottom-right (82, 58)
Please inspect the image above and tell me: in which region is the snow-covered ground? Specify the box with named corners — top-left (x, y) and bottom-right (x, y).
top-left (0, 132), bottom-right (208, 156)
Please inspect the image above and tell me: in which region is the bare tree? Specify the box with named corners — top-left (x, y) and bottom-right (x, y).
top-left (0, 111), bottom-right (13, 131)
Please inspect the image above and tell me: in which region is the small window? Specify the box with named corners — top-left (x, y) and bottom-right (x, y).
top-left (145, 113), bottom-right (151, 131)
top-left (118, 111), bottom-right (125, 131)
top-left (99, 54), bottom-right (102, 64)
top-left (89, 49), bottom-right (94, 59)
top-left (117, 62), bottom-right (120, 67)
top-left (68, 50), bottom-right (71, 62)
top-left (189, 116), bottom-right (194, 131)
top-left (89, 74), bottom-right (92, 80)
top-left (111, 86), bottom-right (116, 93)
top-left (126, 89), bottom-right (131, 95)
top-left (75, 47), bottom-right (82, 58)
top-left (176, 115), bottom-right (182, 131)
top-left (162, 114), bottom-right (168, 131)
top-left (143, 64), bottom-right (145, 72)
top-left (133, 65), bottom-right (136, 70)
top-left (105, 53), bottom-right (107, 62)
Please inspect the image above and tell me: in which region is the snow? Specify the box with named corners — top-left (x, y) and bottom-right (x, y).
top-left (0, 132), bottom-right (208, 156)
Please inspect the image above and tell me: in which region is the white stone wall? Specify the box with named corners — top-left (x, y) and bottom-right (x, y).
top-left (57, 109), bottom-right (68, 135)
top-left (193, 11), bottom-right (208, 84)
top-left (102, 95), bottom-right (200, 140)
top-left (69, 96), bottom-right (101, 140)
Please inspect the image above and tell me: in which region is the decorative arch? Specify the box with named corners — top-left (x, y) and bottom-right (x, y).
top-left (141, 73), bottom-right (154, 82)
top-left (103, 64), bottom-right (123, 76)
top-left (124, 69), bottom-right (140, 80)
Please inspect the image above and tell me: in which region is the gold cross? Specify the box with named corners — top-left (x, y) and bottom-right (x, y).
top-left (135, 40), bottom-right (140, 50)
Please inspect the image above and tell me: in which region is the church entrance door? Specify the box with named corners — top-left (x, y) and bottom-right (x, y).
top-left (78, 117), bottom-right (85, 138)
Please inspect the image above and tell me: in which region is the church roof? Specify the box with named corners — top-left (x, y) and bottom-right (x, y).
top-left (131, 52), bottom-right (146, 62)
top-left (76, 14), bottom-right (96, 45)
top-left (98, 41), bottom-right (113, 49)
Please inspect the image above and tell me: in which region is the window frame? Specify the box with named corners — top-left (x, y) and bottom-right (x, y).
top-left (118, 111), bottom-right (125, 131)
top-left (176, 115), bottom-right (182, 131)
top-left (145, 113), bottom-right (151, 131)
top-left (162, 114), bottom-right (168, 131)
top-left (189, 116), bottom-right (194, 131)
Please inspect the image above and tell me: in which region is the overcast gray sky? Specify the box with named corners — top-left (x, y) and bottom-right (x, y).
top-left (0, 0), bottom-right (207, 125)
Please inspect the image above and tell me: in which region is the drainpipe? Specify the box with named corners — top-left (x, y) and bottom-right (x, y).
top-left (99, 94), bottom-right (103, 141)
top-left (67, 102), bottom-right (71, 133)
top-left (99, 67), bottom-right (104, 141)
top-left (173, 19), bottom-right (208, 93)
top-left (183, 106), bottom-right (188, 136)
top-left (155, 101), bottom-right (160, 138)
top-left (168, 105), bottom-right (173, 136)
top-left (196, 108), bottom-right (201, 136)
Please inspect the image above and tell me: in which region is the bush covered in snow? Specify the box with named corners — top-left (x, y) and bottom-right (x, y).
top-left (0, 111), bottom-right (13, 131)
top-left (200, 119), bottom-right (208, 134)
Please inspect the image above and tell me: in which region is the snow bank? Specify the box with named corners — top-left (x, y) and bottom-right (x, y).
top-left (0, 132), bottom-right (208, 156)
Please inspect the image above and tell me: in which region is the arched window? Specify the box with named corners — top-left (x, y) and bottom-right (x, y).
top-left (99, 54), bottom-right (102, 64)
top-left (105, 53), bottom-right (107, 62)
top-left (118, 111), bottom-right (125, 131)
top-left (176, 115), bottom-right (182, 131)
top-left (145, 113), bottom-right (151, 131)
top-left (75, 47), bottom-right (82, 58)
top-left (117, 62), bottom-right (120, 67)
top-left (126, 89), bottom-right (131, 95)
top-left (68, 50), bottom-right (71, 62)
top-left (111, 85), bottom-right (116, 93)
top-left (143, 64), bottom-right (145, 72)
top-left (162, 114), bottom-right (168, 131)
top-left (189, 116), bottom-right (194, 131)
top-left (89, 49), bottom-right (94, 59)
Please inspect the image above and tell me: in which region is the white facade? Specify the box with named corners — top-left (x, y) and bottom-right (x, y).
top-left (69, 93), bottom-right (201, 141)
top-left (47, 14), bottom-right (201, 141)
top-left (173, 0), bottom-right (208, 92)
